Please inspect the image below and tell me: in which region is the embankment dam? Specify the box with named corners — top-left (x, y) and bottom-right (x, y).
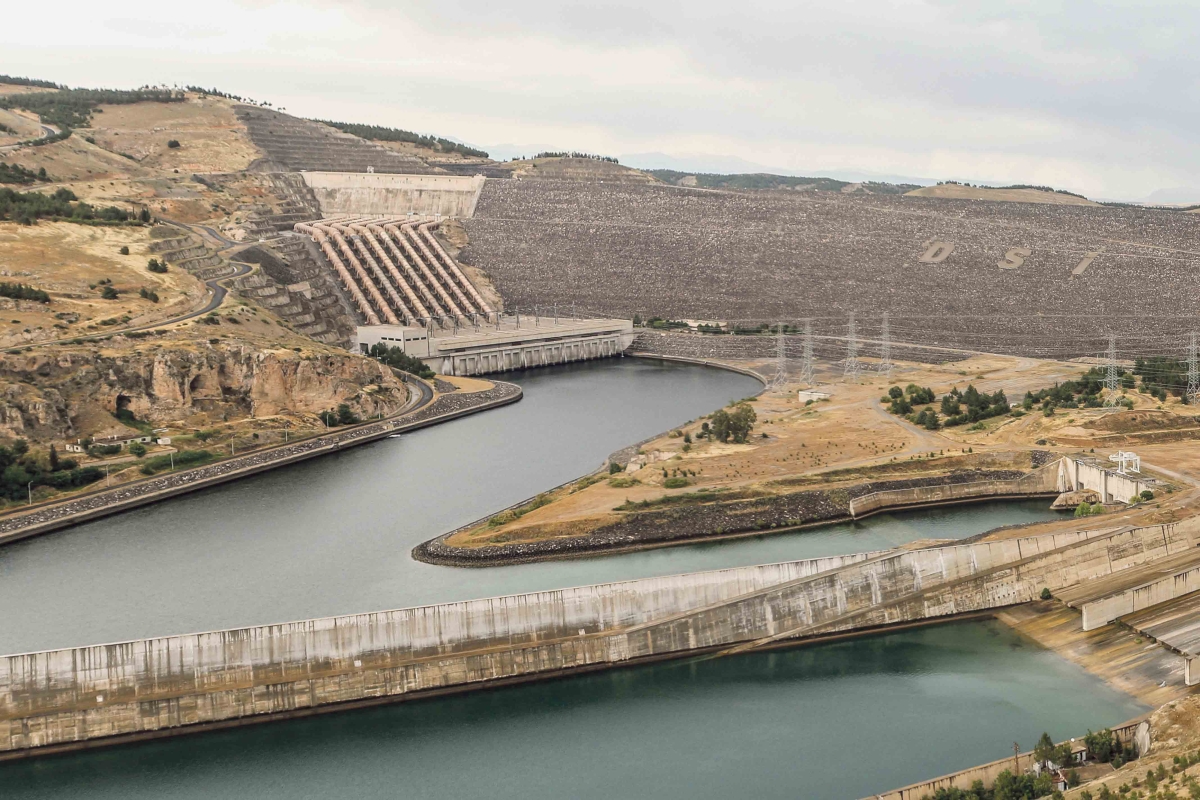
top-left (4, 517), bottom-right (1197, 758)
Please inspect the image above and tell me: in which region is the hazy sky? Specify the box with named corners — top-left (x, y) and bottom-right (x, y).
top-left (4, 1), bottom-right (1196, 200)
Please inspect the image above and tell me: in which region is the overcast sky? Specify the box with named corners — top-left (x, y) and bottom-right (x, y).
top-left (4, 1), bottom-right (1197, 200)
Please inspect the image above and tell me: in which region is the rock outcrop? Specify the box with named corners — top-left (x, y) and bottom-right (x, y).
top-left (0, 344), bottom-right (407, 440)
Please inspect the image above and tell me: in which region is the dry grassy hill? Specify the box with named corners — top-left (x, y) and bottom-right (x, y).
top-left (905, 183), bottom-right (1098, 205)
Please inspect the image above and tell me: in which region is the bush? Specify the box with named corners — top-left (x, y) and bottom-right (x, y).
top-left (139, 449), bottom-right (214, 475)
top-left (127, 441), bottom-right (146, 457)
top-left (119, 245), bottom-right (129, 255)
top-left (166, 139), bottom-right (180, 148)
top-left (100, 286), bottom-right (119, 300)
top-left (1040, 587), bottom-right (1052, 600)
top-left (139, 287), bottom-right (159, 303)
top-left (663, 476), bottom-right (690, 489)
top-left (147, 258), bottom-right (167, 273)
top-left (1141, 489), bottom-right (1155, 501)
top-left (608, 461), bottom-right (623, 474)
top-left (608, 476), bottom-right (639, 488)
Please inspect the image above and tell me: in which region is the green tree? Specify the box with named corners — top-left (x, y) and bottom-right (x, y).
top-left (127, 441), bottom-right (146, 458)
top-left (118, 245), bottom-right (129, 255)
top-left (48, 444), bottom-right (59, 472)
top-left (336, 403), bottom-right (359, 425)
top-left (888, 386), bottom-right (903, 399)
top-left (100, 285), bottom-right (119, 300)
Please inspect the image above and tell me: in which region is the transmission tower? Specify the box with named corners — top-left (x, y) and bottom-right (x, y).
top-left (1189, 332), bottom-right (1200, 407)
top-left (878, 311), bottom-right (893, 381)
top-left (1103, 335), bottom-right (1121, 406)
top-left (767, 323), bottom-right (787, 391)
top-left (843, 311), bottom-right (861, 382)
top-left (800, 319), bottom-right (815, 386)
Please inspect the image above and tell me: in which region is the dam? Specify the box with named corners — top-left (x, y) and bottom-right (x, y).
top-left (0, 360), bottom-right (1151, 796)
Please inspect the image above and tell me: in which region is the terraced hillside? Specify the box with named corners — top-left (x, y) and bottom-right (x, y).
top-left (462, 180), bottom-right (1200, 357)
top-left (236, 107), bottom-right (439, 175)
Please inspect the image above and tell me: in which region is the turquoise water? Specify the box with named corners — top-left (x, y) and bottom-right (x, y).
top-left (0, 358), bottom-right (1131, 799)
top-left (0, 620), bottom-right (1145, 800)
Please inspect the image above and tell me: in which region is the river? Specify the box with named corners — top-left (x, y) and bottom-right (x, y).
top-left (0, 358), bottom-right (1145, 797)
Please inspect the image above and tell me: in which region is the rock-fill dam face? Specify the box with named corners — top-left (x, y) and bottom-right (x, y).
top-left (3, 520), bottom-right (1197, 758)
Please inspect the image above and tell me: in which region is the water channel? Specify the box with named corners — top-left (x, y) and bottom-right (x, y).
top-left (0, 358), bottom-right (1146, 797)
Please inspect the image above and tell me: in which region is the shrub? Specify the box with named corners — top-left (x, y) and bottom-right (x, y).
top-left (1141, 489), bottom-right (1155, 501)
top-left (147, 258), bottom-right (167, 273)
top-left (119, 245), bottom-right (129, 255)
top-left (139, 449), bottom-right (214, 475)
top-left (1040, 587), bottom-right (1052, 600)
top-left (166, 139), bottom-right (180, 148)
top-left (127, 441), bottom-right (146, 457)
top-left (663, 477), bottom-right (690, 489)
top-left (608, 476), bottom-right (639, 488)
top-left (608, 461), bottom-right (623, 474)
top-left (100, 286), bottom-right (119, 300)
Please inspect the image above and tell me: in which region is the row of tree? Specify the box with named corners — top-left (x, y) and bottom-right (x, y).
top-left (0, 187), bottom-right (147, 226)
top-left (0, 163), bottom-right (49, 185)
top-left (367, 343), bottom-right (435, 379)
top-left (317, 119), bottom-right (489, 158)
top-left (0, 440), bottom-right (102, 502)
top-left (0, 87), bottom-right (185, 130)
top-left (0, 282), bottom-right (49, 303)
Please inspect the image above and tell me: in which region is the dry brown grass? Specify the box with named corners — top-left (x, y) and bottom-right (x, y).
top-left (0, 221), bottom-right (206, 346)
top-left (84, 96), bottom-right (259, 174)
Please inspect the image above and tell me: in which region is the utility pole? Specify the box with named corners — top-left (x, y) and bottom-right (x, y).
top-left (1013, 742), bottom-right (1021, 774)
top-left (800, 319), bottom-right (815, 387)
top-left (1104, 334), bottom-right (1121, 406)
top-left (1189, 332), bottom-right (1200, 407)
top-left (843, 311), bottom-right (861, 382)
top-left (878, 311), bottom-right (893, 381)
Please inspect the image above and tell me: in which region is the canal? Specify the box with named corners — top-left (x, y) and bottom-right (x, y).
top-left (0, 358), bottom-right (1143, 797)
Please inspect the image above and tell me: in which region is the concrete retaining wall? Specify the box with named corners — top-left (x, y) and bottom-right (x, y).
top-left (849, 465), bottom-right (1059, 518)
top-left (3, 520), bottom-right (1194, 757)
top-left (301, 173), bottom-right (485, 218)
top-left (868, 719), bottom-right (1149, 800)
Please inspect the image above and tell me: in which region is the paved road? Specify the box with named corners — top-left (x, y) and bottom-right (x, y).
top-left (7, 261), bottom-right (253, 354)
top-left (0, 123), bottom-right (60, 154)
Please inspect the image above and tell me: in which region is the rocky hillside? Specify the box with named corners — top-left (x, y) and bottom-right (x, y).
top-left (0, 340), bottom-right (408, 442)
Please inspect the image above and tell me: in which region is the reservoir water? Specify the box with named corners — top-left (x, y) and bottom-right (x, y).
top-left (0, 358), bottom-right (1145, 797)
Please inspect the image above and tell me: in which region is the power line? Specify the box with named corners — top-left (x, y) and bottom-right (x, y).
top-left (800, 319), bottom-right (815, 387)
top-left (767, 322), bottom-right (787, 391)
top-left (1189, 332), bottom-right (1199, 407)
top-left (1104, 335), bottom-right (1121, 406)
top-left (878, 311), bottom-right (892, 381)
top-left (843, 312), bottom-right (861, 382)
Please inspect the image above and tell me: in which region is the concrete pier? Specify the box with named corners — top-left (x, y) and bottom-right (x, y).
top-left (3, 518), bottom-right (1197, 758)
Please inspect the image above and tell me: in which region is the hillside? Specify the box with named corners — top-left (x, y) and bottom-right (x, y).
top-left (906, 183), bottom-right (1098, 205)
top-left (648, 169), bottom-right (918, 194)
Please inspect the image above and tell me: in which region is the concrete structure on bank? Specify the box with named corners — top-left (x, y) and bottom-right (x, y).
top-left (849, 468), bottom-right (1058, 519)
top-left (300, 173), bottom-right (486, 218)
top-left (356, 317), bottom-right (636, 376)
top-left (4, 519), bottom-right (1197, 758)
top-left (1058, 456), bottom-right (1151, 505)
